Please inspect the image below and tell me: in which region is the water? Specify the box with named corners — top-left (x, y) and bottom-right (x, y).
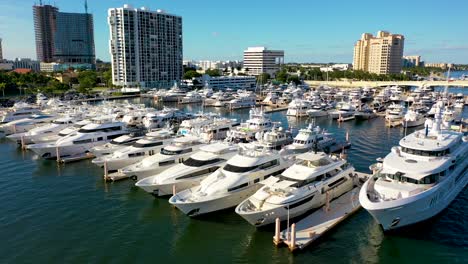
top-left (1, 96), bottom-right (468, 263)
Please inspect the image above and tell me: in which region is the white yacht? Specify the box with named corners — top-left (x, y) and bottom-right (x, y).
top-left (90, 134), bottom-right (142, 157)
top-left (226, 90), bottom-right (256, 110)
top-left (135, 142), bottom-right (238, 196)
top-left (307, 104), bottom-right (329, 118)
top-left (286, 99), bottom-right (312, 117)
top-left (142, 108), bottom-right (191, 130)
top-left (119, 135), bottom-right (205, 180)
top-left (0, 102), bottom-right (41, 123)
top-left (385, 103), bottom-right (405, 121)
top-left (226, 108), bottom-right (272, 143)
top-left (329, 102), bottom-right (355, 119)
top-left (32, 120), bottom-right (92, 144)
top-left (27, 117), bottom-right (129, 159)
top-left (359, 102), bottom-right (468, 231)
top-left (284, 124), bottom-right (335, 154)
top-left (6, 116), bottom-right (78, 145)
top-left (169, 143), bottom-right (295, 216)
top-left (91, 130), bottom-right (173, 171)
top-left (254, 126), bottom-right (292, 151)
top-left (236, 152), bottom-right (356, 226)
top-left (0, 114), bottom-right (56, 136)
top-left (355, 105), bottom-right (376, 120)
top-left (402, 107), bottom-right (426, 127)
top-left (179, 91), bottom-right (203, 104)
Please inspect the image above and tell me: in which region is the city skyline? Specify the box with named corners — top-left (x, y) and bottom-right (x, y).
top-left (1, 0), bottom-right (468, 63)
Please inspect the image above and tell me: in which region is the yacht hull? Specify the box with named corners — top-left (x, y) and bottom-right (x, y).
top-left (359, 168), bottom-right (468, 231)
top-left (170, 185), bottom-right (261, 216)
top-left (136, 178), bottom-right (202, 196)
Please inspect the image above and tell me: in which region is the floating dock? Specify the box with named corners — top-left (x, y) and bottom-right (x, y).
top-left (274, 172), bottom-right (370, 252)
top-left (264, 107), bottom-right (288, 113)
top-left (385, 119), bottom-right (402, 127)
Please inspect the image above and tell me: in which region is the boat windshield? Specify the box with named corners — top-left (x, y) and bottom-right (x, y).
top-left (183, 158), bottom-right (223, 167)
top-left (161, 148), bottom-right (191, 155)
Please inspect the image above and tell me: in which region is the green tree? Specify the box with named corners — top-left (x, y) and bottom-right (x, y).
top-left (275, 71), bottom-right (288, 83)
top-left (257, 73), bottom-right (270, 84)
top-left (0, 83), bottom-right (6, 97)
top-left (183, 70), bottom-right (202, 79)
top-left (77, 70), bottom-right (97, 93)
top-left (102, 69), bottom-right (113, 87)
top-left (205, 68), bottom-right (221, 77)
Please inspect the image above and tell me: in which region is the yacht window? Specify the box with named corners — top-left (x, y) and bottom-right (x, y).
top-left (58, 132), bottom-right (68, 136)
top-left (107, 134), bottom-right (124, 140)
top-left (78, 126), bottom-right (122, 133)
top-left (183, 158), bottom-right (223, 167)
top-left (129, 152), bottom-right (145, 157)
top-left (175, 168), bottom-right (214, 180)
top-left (401, 147), bottom-right (449, 157)
top-left (133, 141), bottom-right (163, 148)
top-left (224, 163), bottom-right (259, 173)
top-left (258, 159), bottom-right (279, 170)
top-left (97, 137), bottom-right (104, 141)
top-left (228, 182), bottom-right (248, 192)
top-left (328, 177), bottom-right (347, 188)
top-left (160, 148), bottom-right (183, 155)
top-left (159, 160), bottom-right (175, 166)
top-left (73, 139), bottom-right (93, 144)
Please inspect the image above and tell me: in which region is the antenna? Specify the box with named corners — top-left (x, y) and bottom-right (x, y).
top-left (84, 0), bottom-right (88, 13)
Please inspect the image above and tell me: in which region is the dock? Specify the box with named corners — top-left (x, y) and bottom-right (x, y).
top-left (274, 172), bottom-right (370, 252)
top-left (264, 107), bottom-right (288, 113)
top-left (103, 164), bottom-right (130, 182)
top-left (385, 119), bottom-right (402, 127)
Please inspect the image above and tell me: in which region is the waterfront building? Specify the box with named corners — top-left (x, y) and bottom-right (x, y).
top-left (402, 55), bottom-right (421, 68)
top-left (243, 47), bottom-right (284, 76)
top-left (199, 75), bottom-right (256, 90)
top-left (40, 62), bottom-right (93, 72)
top-left (353, 31), bottom-right (405, 74)
top-left (12, 58), bottom-right (41, 72)
top-left (33, 2), bottom-right (95, 65)
top-left (0, 38), bottom-right (3, 61)
top-left (424, 62), bottom-right (454, 69)
top-left (33, 4), bottom-right (58, 62)
top-left (320, 64), bottom-right (352, 72)
top-left (0, 62), bottom-right (13, 70)
top-left (108, 5), bottom-right (183, 89)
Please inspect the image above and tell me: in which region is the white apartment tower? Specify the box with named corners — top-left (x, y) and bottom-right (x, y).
top-left (0, 38), bottom-right (3, 61)
top-left (108, 5), bottom-right (183, 89)
top-left (243, 47), bottom-right (284, 76)
top-left (353, 31), bottom-right (404, 75)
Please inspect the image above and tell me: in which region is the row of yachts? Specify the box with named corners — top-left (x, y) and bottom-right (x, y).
top-left (1, 94), bottom-right (467, 232)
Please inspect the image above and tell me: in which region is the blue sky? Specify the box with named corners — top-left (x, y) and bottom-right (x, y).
top-left (1, 0), bottom-right (467, 63)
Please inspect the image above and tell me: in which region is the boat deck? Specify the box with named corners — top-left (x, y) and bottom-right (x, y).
top-left (58, 153), bottom-right (95, 164)
top-left (274, 172), bottom-right (370, 252)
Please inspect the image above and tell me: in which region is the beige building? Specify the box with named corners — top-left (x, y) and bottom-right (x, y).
top-left (243, 47), bottom-right (284, 76)
top-left (353, 31), bottom-right (404, 74)
top-left (424, 63), bottom-right (454, 69)
top-left (403, 55), bottom-right (421, 67)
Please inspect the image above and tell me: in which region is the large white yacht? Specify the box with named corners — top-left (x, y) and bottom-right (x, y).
top-left (359, 102), bottom-right (468, 231)
top-left (307, 104), bottom-right (329, 118)
top-left (0, 114), bottom-right (55, 135)
top-left (6, 116), bottom-right (77, 145)
top-left (91, 130), bottom-right (173, 171)
top-left (226, 90), bottom-right (256, 110)
top-left (31, 120), bottom-right (92, 144)
top-left (402, 107), bottom-right (426, 128)
top-left (284, 124), bottom-right (335, 154)
top-left (135, 142), bottom-right (238, 196)
top-left (286, 99), bottom-right (312, 117)
top-left (119, 135), bottom-right (205, 180)
top-left (226, 108), bottom-right (273, 143)
top-left (385, 103), bottom-right (405, 121)
top-left (27, 117), bottom-right (129, 159)
top-left (0, 102), bottom-right (41, 123)
top-left (168, 143), bottom-right (295, 216)
top-left (236, 152), bottom-right (356, 226)
top-left (329, 102), bottom-right (356, 119)
top-left (90, 134), bottom-right (143, 157)
top-left (142, 108), bottom-right (191, 130)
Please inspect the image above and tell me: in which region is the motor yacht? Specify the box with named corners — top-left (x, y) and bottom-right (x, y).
top-left (385, 103), bottom-right (405, 121)
top-left (179, 91), bottom-right (203, 104)
top-left (226, 108), bottom-right (273, 143)
top-left (27, 117), bottom-right (129, 159)
top-left (135, 142), bottom-right (238, 196)
top-left (0, 102), bottom-right (41, 123)
top-left (90, 133), bottom-right (143, 157)
top-left (402, 107), bottom-right (426, 127)
top-left (284, 124), bottom-right (336, 154)
top-left (329, 102), bottom-right (355, 119)
top-left (31, 120), bottom-right (92, 144)
top-left (91, 130), bottom-right (173, 171)
top-left (169, 143), bottom-right (295, 216)
top-left (236, 152), bottom-right (356, 226)
top-left (286, 99), bottom-right (312, 117)
top-left (119, 135), bottom-right (206, 181)
top-left (0, 114), bottom-right (55, 136)
top-left (355, 105), bottom-right (376, 120)
top-left (226, 90), bottom-right (256, 110)
top-left (307, 104), bottom-right (329, 118)
top-left (359, 102), bottom-right (468, 231)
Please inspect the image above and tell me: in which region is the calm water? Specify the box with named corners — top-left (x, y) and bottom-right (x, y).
top-left (1, 92), bottom-right (468, 263)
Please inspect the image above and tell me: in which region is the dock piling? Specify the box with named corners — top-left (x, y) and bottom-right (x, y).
top-left (274, 218), bottom-right (281, 245)
top-left (289, 223), bottom-right (296, 251)
top-left (104, 161), bottom-right (108, 180)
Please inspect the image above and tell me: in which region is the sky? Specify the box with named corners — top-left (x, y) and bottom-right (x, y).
top-left (0, 0), bottom-right (467, 63)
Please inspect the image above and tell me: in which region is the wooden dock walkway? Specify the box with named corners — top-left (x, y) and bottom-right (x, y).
top-left (274, 172), bottom-right (370, 252)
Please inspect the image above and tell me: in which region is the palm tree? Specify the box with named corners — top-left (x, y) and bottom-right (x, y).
top-left (0, 83), bottom-right (6, 97)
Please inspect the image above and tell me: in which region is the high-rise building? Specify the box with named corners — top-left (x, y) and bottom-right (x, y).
top-left (108, 5), bottom-right (183, 89)
top-left (33, 2), bottom-right (95, 66)
top-left (0, 38), bottom-right (3, 61)
top-left (243, 47), bottom-right (284, 76)
top-left (33, 4), bottom-right (58, 62)
top-left (54, 12), bottom-right (95, 64)
top-left (402, 55), bottom-right (421, 67)
top-left (353, 31), bottom-right (404, 74)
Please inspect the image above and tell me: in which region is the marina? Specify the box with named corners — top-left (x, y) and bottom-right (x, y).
top-left (0, 84), bottom-right (467, 263)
